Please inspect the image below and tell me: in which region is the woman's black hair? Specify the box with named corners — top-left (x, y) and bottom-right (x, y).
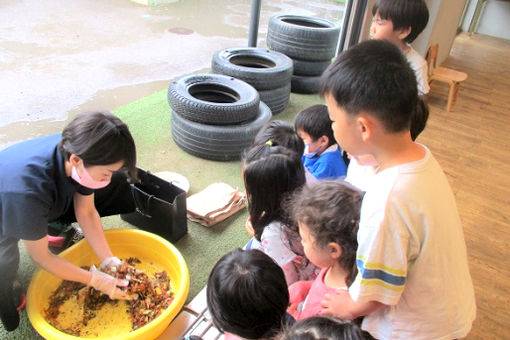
top-left (286, 180), bottom-right (362, 286)
top-left (242, 144), bottom-right (305, 241)
top-left (279, 316), bottom-right (364, 340)
top-left (207, 248), bottom-right (290, 339)
top-left (58, 112), bottom-right (137, 181)
top-left (372, 0), bottom-right (429, 43)
top-left (321, 39), bottom-right (420, 134)
top-left (253, 120), bottom-right (305, 156)
top-left (294, 104), bottom-right (336, 148)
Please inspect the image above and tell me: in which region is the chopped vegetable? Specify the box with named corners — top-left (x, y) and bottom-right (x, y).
top-left (44, 258), bottom-right (173, 336)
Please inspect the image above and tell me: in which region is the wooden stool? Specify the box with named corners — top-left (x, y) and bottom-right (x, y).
top-left (426, 44), bottom-right (468, 112)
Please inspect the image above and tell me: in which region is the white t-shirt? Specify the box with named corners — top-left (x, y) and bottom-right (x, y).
top-left (350, 145), bottom-right (476, 340)
top-left (406, 44), bottom-right (430, 95)
top-left (344, 157), bottom-right (377, 192)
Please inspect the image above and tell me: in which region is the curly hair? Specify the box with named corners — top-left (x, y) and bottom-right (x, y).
top-left (287, 180), bottom-right (362, 285)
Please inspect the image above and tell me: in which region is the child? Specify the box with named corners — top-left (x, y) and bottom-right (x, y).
top-left (286, 180), bottom-right (362, 320)
top-left (345, 97), bottom-right (429, 191)
top-left (319, 39), bottom-right (476, 339)
top-left (294, 104), bottom-right (347, 180)
top-left (370, 0), bottom-right (430, 95)
top-left (242, 144), bottom-right (318, 285)
top-left (252, 120), bottom-right (305, 156)
top-left (207, 248), bottom-right (295, 340)
top-left (278, 316), bottom-right (364, 340)
top-left (0, 112), bottom-right (137, 331)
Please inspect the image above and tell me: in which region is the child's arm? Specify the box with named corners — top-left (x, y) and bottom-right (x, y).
top-left (321, 290), bottom-right (385, 320)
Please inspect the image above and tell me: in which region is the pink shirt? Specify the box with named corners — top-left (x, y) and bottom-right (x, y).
top-left (288, 268), bottom-right (346, 320)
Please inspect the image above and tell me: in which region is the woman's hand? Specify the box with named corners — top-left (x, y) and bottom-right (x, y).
top-left (100, 256), bottom-right (122, 270)
top-left (88, 265), bottom-right (130, 300)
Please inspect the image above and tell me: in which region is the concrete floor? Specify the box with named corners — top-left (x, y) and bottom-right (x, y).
top-left (0, 0), bottom-right (343, 149)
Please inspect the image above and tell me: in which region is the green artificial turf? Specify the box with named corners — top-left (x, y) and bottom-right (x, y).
top-left (2, 87), bottom-right (321, 339)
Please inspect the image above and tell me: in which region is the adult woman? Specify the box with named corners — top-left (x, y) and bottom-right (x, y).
top-left (0, 112), bottom-right (137, 331)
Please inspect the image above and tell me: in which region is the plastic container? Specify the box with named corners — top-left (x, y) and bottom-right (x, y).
top-left (26, 229), bottom-right (189, 340)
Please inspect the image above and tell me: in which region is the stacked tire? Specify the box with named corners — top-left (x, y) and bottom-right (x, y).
top-left (266, 15), bottom-right (340, 94)
top-left (211, 48), bottom-right (293, 114)
top-left (168, 73), bottom-right (272, 161)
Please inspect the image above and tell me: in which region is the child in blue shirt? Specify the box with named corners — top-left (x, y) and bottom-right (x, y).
top-left (294, 104), bottom-right (347, 180)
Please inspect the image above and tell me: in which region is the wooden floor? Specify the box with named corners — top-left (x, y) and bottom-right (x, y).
top-left (418, 33), bottom-right (510, 340)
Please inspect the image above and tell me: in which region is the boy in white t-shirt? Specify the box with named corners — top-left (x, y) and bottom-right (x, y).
top-left (370, 0), bottom-right (430, 95)
top-left (320, 40), bottom-right (476, 339)
top-left (346, 99), bottom-right (429, 191)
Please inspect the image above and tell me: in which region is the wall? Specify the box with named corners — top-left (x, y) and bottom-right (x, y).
top-left (462, 0), bottom-right (510, 40)
top-left (425, 0), bottom-right (467, 63)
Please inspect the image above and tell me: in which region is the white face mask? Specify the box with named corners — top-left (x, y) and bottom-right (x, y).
top-left (71, 164), bottom-right (110, 189)
top-left (303, 143), bottom-right (319, 158)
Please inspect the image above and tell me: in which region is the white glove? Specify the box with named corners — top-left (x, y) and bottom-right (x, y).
top-left (100, 256), bottom-right (122, 270)
top-left (88, 265), bottom-right (129, 300)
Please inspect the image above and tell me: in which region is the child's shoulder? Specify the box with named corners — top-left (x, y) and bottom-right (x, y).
top-left (404, 45), bottom-right (427, 67)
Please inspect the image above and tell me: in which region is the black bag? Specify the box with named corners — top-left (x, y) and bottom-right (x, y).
top-left (120, 168), bottom-right (187, 242)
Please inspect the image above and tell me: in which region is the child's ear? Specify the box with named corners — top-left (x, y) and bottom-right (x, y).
top-left (69, 154), bottom-right (82, 167)
top-left (319, 135), bottom-right (329, 147)
top-left (398, 26), bottom-right (412, 41)
top-left (328, 242), bottom-right (342, 260)
top-left (356, 115), bottom-right (372, 143)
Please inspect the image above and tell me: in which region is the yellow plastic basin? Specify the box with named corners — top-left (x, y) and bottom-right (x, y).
top-left (26, 229), bottom-right (189, 340)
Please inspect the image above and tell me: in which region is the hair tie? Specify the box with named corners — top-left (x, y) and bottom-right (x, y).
top-left (266, 140), bottom-right (273, 146)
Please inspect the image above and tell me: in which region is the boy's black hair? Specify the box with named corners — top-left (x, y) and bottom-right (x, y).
top-left (279, 316), bottom-right (364, 340)
top-left (207, 248), bottom-right (290, 339)
top-left (321, 39), bottom-right (421, 134)
top-left (242, 144), bottom-right (305, 241)
top-left (253, 120), bottom-right (305, 156)
top-left (286, 180), bottom-right (362, 286)
top-left (410, 97), bottom-right (429, 140)
top-left (294, 104), bottom-right (336, 148)
top-left (58, 112), bottom-right (137, 181)
top-left (372, 0), bottom-right (429, 43)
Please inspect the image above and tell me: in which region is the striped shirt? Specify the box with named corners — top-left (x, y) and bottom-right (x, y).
top-left (349, 145), bottom-right (476, 340)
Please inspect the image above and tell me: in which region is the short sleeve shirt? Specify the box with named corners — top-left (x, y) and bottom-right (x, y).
top-left (350, 145), bottom-right (476, 339)
top-left (0, 134), bottom-right (92, 240)
top-left (405, 45), bottom-right (430, 95)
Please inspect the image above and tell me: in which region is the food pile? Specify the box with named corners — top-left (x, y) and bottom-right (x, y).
top-left (45, 257), bottom-right (173, 336)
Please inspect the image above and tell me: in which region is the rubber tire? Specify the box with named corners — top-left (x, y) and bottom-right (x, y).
top-left (291, 75), bottom-right (321, 94)
top-left (168, 73), bottom-right (260, 125)
top-left (267, 15), bottom-right (340, 61)
top-left (258, 83), bottom-right (290, 114)
top-left (211, 48), bottom-right (293, 91)
top-left (171, 102), bottom-right (272, 161)
top-left (292, 58), bottom-right (331, 77)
